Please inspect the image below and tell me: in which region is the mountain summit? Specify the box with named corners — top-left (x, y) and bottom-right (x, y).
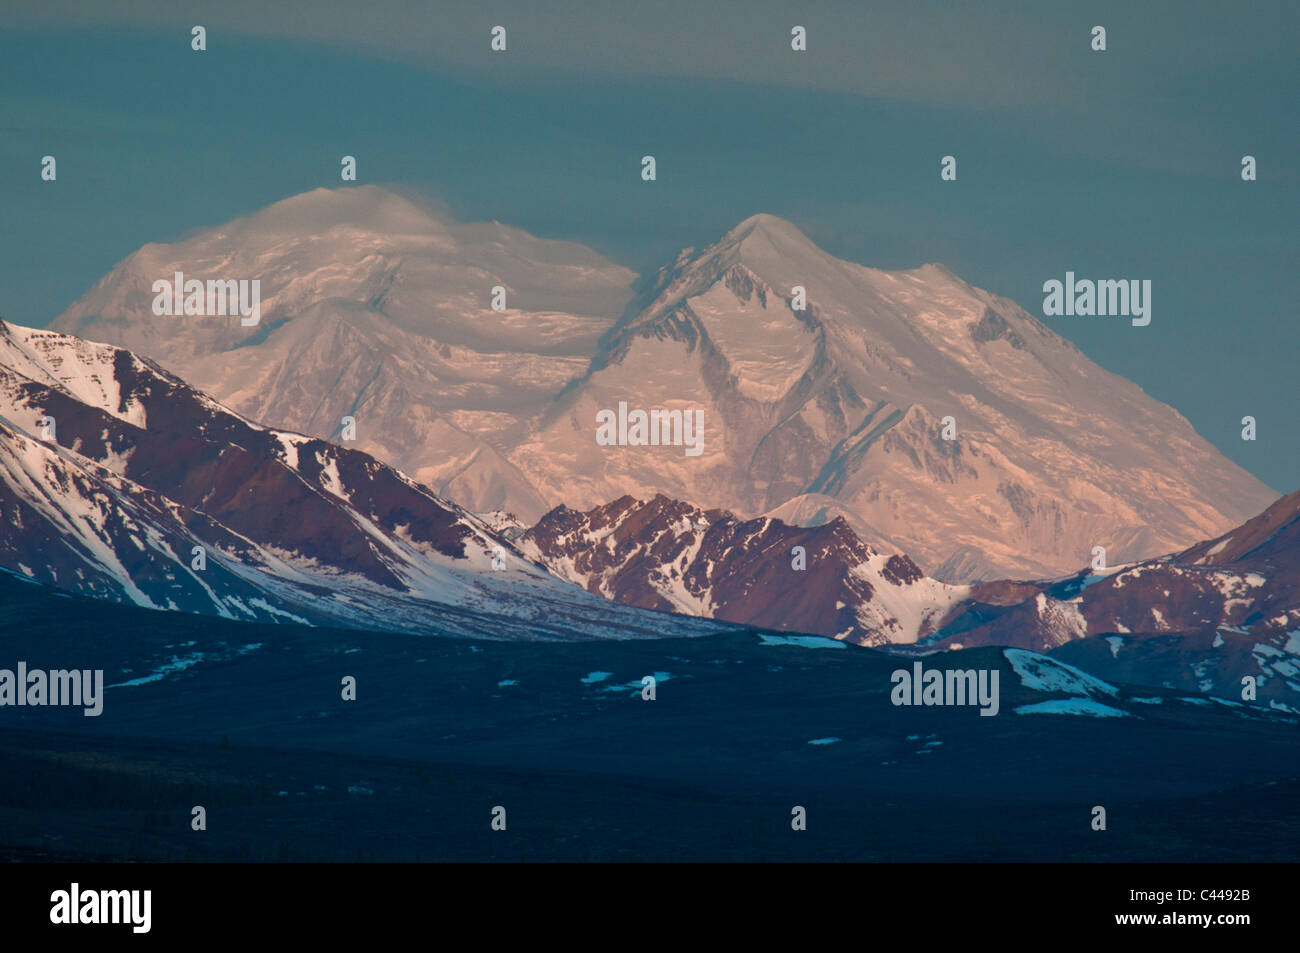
top-left (53, 186), bottom-right (637, 518)
top-left (51, 190), bottom-right (1277, 580)
top-left (515, 211), bottom-right (1276, 578)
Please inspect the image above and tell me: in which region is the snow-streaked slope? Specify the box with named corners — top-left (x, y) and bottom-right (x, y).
top-left (0, 318), bottom-right (727, 641)
top-left (518, 493), bottom-right (970, 646)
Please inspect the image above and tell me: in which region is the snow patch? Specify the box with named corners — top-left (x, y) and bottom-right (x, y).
top-left (756, 633), bottom-right (847, 650)
top-left (1014, 698), bottom-right (1130, 718)
top-left (1004, 648), bottom-right (1118, 696)
top-left (108, 652), bottom-right (206, 688)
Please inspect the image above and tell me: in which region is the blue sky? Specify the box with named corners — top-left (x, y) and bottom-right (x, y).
top-left (1, 1), bottom-right (1295, 490)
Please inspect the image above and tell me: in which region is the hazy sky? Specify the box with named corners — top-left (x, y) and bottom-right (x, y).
top-left (1, 1), bottom-right (1295, 490)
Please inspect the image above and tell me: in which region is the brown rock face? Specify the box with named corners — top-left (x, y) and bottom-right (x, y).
top-left (921, 492), bottom-right (1300, 705)
top-left (521, 494), bottom-right (967, 646)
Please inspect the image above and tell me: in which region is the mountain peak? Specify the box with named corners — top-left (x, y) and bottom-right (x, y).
top-left (726, 212), bottom-right (804, 235)
top-left (912, 262), bottom-right (960, 282)
top-left (240, 184), bottom-right (443, 237)
top-left (636, 212), bottom-right (833, 304)
top-left (718, 213), bottom-right (820, 255)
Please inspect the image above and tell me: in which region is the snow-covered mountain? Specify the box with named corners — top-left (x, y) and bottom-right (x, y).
top-left (0, 318), bottom-right (725, 641)
top-left (519, 213), bottom-right (1278, 580)
top-left (52, 186), bottom-right (637, 521)
top-left (519, 487), bottom-right (1300, 704)
top-left (920, 490), bottom-right (1300, 707)
top-left (518, 494), bottom-right (969, 646)
top-left (51, 188), bottom-right (1277, 580)
top-left (5, 316), bottom-right (1293, 702)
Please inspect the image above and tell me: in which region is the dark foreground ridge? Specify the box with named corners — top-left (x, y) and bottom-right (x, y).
top-left (1, 573), bottom-right (1297, 862)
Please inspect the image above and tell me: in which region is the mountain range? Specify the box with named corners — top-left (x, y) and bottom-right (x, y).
top-left (50, 186), bottom-right (1277, 582)
top-left (516, 487), bottom-right (1300, 707)
top-left (5, 314), bottom-right (1293, 706)
top-left (516, 493), bottom-right (968, 646)
top-left (0, 318), bottom-right (724, 641)
top-left (5, 185), bottom-right (1294, 710)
